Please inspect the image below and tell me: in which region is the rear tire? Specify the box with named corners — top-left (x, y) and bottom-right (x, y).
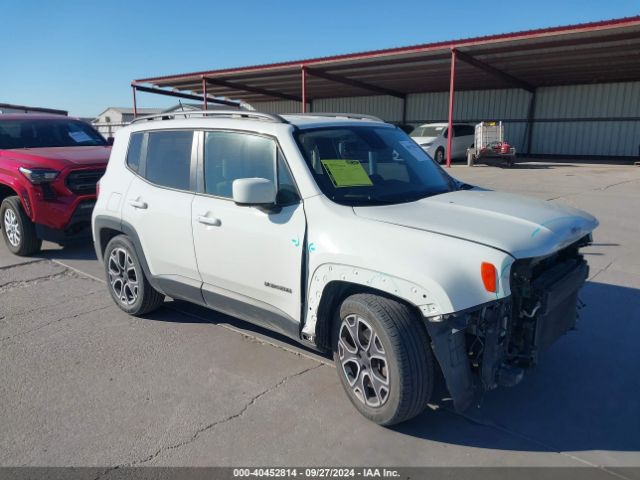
top-left (332, 293), bottom-right (434, 426)
top-left (1, 196), bottom-right (42, 256)
top-left (104, 235), bottom-right (164, 315)
top-left (434, 148), bottom-right (445, 164)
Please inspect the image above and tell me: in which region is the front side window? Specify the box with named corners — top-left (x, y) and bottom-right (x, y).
top-left (295, 126), bottom-right (454, 206)
top-left (0, 119), bottom-right (107, 149)
top-left (144, 130), bottom-right (193, 191)
top-left (203, 131), bottom-right (299, 204)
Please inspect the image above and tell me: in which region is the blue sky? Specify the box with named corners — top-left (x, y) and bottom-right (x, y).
top-left (2, 0), bottom-right (638, 117)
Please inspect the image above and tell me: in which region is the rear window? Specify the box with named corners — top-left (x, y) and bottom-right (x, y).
top-left (0, 119), bottom-right (107, 149)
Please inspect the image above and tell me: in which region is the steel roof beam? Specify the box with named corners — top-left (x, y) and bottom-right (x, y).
top-left (204, 77), bottom-right (301, 102)
top-left (132, 85), bottom-right (241, 107)
top-left (305, 67), bottom-right (406, 99)
top-left (455, 49), bottom-right (535, 92)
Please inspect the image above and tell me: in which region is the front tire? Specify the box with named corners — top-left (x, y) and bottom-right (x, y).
top-left (1, 196), bottom-right (42, 256)
top-left (434, 148), bottom-right (445, 164)
top-left (332, 293), bottom-right (434, 426)
top-left (104, 235), bottom-right (164, 315)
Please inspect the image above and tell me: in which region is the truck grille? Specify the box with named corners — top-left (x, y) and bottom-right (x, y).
top-left (65, 169), bottom-right (105, 195)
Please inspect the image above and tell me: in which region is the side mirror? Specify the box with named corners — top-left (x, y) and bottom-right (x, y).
top-left (232, 178), bottom-right (276, 206)
top-left (106, 137), bottom-right (115, 146)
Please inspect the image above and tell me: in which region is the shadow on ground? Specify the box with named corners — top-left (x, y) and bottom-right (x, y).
top-left (36, 243), bottom-right (97, 262)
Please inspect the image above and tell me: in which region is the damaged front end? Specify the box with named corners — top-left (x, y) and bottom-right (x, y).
top-left (425, 235), bottom-right (591, 412)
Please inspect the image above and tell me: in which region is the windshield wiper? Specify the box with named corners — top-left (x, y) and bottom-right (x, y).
top-left (370, 190), bottom-right (449, 204)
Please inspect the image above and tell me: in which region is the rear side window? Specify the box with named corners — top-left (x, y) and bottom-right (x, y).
top-left (126, 132), bottom-right (144, 172)
top-left (454, 125), bottom-right (475, 136)
top-left (144, 130), bottom-right (193, 191)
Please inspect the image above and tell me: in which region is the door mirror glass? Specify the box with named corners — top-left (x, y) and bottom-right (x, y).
top-left (232, 178), bottom-right (276, 206)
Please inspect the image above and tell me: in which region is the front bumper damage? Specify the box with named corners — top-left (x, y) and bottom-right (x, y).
top-left (425, 237), bottom-right (590, 412)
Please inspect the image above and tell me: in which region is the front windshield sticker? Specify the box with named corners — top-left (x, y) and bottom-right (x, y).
top-left (321, 159), bottom-right (373, 187)
top-left (400, 140), bottom-right (427, 161)
top-left (68, 130), bottom-right (92, 143)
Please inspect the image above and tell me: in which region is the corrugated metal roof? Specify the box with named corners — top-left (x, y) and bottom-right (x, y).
top-left (133, 16), bottom-right (640, 104)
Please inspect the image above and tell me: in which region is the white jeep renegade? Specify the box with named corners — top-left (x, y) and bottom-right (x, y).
top-left (92, 111), bottom-right (598, 425)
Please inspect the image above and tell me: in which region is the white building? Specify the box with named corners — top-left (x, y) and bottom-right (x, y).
top-left (92, 107), bottom-right (162, 139)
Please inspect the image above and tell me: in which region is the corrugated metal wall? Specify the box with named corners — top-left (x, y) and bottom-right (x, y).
top-left (407, 89), bottom-right (531, 151)
top-left (253, 81), bottom-right (640, 157)
top-left (313, 96), bottom-right (405, 122)
top-left (532, 82), bottom-right (640, 156)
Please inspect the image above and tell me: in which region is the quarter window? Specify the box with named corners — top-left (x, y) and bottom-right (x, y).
top-left (144, 130), bottom-right (193, 191)
top-left (126, 132), bottom-right (144, 172)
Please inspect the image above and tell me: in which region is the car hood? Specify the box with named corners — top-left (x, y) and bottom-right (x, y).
top-left (353, 189), bottom-right (598, 259)
top-left (1, 146), bottom-right (110, 166)
top-left (411, 136), bottom-right (438, 145)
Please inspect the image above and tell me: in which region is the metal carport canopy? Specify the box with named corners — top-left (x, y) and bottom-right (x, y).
top-left (132, 16), bottom-right (640, 165)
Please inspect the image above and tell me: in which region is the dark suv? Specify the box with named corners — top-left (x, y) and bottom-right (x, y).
top-left (0, 114), bottom-right (110, 255)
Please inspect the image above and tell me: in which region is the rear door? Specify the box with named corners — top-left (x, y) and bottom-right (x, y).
top-left (191, 130), bottom-right (306, 337)
top-left (122, 129), bottom-right (200, 284)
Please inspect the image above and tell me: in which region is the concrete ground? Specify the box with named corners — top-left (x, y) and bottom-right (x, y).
top-left (0, 162), bottom-right (639, 474)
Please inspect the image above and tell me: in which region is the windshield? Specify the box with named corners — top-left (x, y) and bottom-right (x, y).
top-left (410, 125), bottom-right (446, 138)
top-left (0, 119), bottom-right (107, 149)
top-left (294, 126), bottom-right (454, 206)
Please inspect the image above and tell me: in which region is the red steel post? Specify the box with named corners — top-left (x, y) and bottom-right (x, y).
top-left (132, 85), bottom-right (138, 118)
top-left (301, 65), bottom-right (307, 113)
top-left (446, 48), bottom-right (456, 168)
top-left (202, 77), bottom-right (208, 110)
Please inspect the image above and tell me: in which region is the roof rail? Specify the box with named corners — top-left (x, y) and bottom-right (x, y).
top-left (291, 112), bottom-right (384, 122)
top-left (130, 110), bottom-right (289, 124)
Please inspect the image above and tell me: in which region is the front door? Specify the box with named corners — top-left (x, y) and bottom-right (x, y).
top-left (191, 130), bottom-right (306, 337)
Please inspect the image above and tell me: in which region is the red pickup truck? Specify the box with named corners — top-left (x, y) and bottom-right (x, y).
top-left (0, 114), bottom-right (110, 255)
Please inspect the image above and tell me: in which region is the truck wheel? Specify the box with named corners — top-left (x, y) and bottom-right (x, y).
top-left (434, 148), bottom-right (445, 164)
top-left (332, 293), bottom-right (434, 426)
top-left (1, 196), bottom-right (42, 256)
top-left (104, 235), bottom-right (164, 315)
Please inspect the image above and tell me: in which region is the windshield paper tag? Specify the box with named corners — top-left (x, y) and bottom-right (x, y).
top-left (400, 140), bottom-right (426, 161)
top-left (68, 131), bottom-right (92, 143)
top-left (321, 160), bottom-right (373, 187)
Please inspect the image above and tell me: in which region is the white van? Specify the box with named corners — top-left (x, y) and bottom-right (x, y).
top-left (410, 123), bottom-right (475, 163)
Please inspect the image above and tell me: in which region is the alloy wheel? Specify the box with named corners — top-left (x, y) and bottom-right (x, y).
top-left (3, 208), bottom-right (21, 247)
top-left (108, 247), bottom-right (139, 305)
top-left (338, 314), bottom-right (390, 408)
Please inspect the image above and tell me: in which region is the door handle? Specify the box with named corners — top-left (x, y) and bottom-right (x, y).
top-left (129, 199), bottom-right (148, 209)
top-left (197, 215), bottom-right (221, 227)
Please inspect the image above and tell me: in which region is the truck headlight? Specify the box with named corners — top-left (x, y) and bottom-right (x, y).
top-left (19, 167), bottom-right (59, 184)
